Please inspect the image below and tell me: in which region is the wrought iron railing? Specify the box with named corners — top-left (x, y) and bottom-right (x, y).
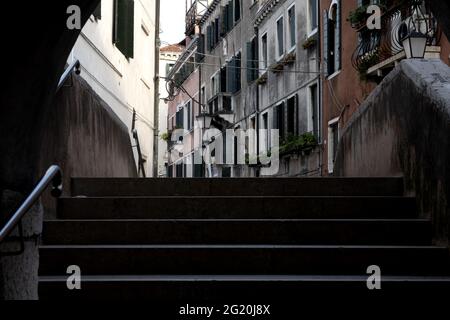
top-left (352, 0), bottom-right (441, 75)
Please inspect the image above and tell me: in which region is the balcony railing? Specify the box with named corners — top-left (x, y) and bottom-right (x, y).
top-left (208, 92), bottom-right (232, 115)
top-left (352, 0), bottom-right (441, 77)
top-left (186, 0), bottom-right (210, 36)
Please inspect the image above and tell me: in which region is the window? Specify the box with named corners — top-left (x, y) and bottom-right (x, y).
top-left (261, 112), bottom-right (270, 152)
top-left (287, 95), bottom-right (298, 136)
top-left (288, 5), bottom-right (296, 50)
top-left (165, 63), bottom-right (174, 77)
top-left (261, 33), bottom-right (268, 70)
top-left (176, 162), bottom-right (184, 177)
top-left (274, 103), bottom-right (285, 141)
top-left (308, 0), bottom-right (318, 35)
top-left (185, 101), bottom-right (193, 131)
top-left (113, 0), bottom-right (135, 59)
top-left (93, 1), bottom-right (102, 20)
top-left (211, 72), bottom-right (220, 96)
top-left (324, 0), bottom-right (342, 76)
top-left (250, 117), bottom-right (257, 155)
top-left (309, 84), bottom-right (320, 140)
top-left (276, 16), bottom-right (285, 59)
top-left (227, 52), bottom-right (241, 94)
top-left (234, 0), bottom-right (241, 22)
top-left (176, 106), bottom-right (184, 128)
top-left (200, 86), bottom-right (206, 113)
top-left (247, 37), bottom-right (258, 82)
top-left (328, 119), bottom-right (339, 174)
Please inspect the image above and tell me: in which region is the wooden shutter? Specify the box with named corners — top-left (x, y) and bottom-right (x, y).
top-left (323, 10), bottom-right (329, 76)
top-left (113, 0), bottom-right (134, 59)
top-left (93, 1), bottom-right (102, 19)
top-left (207, 25), bottom-right (212, 51)
top-left (227, 1), bottom-right (234, 31)
top-left (246, 42), bottom-right (253, 82)
top-left (335, 0), bottom-right (342, 71)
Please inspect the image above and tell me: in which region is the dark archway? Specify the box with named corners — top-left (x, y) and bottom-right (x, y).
top-left (0, 0), bottom-right (100, 196)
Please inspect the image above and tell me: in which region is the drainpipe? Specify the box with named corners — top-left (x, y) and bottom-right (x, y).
top-left (153, 0), bottom-right (161, 178)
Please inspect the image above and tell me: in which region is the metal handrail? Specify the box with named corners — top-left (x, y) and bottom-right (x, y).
top-left (132, 110), bottom-right (147, 178)
top-left (57, 60), bottom-right (81, 92)
top-left (0, 166), bottom-right (63, 245)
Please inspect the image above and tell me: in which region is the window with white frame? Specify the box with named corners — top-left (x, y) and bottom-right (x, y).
top-left (276, 16), bottom-right (285, 59)
top-left (261, 112), bottom-right (270, 152)
top-left (309, 83), bottom-right (320, 140)
top-left (185, 100), bottom-right (193, 131)
top-left (261, 32), bottom-right (268, 70)
top-left (287, 4), bottom-right (296, 51)
top-left (308, 0), bottom-right (318, 35)
top-left (328, 118), bottom-right (339, 174)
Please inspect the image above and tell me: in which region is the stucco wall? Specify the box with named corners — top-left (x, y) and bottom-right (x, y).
top-left (335, 59), bottom-right (450, 246)
top-left (40, 73), bottom-right (137, 218)
top-left (1, 72), bottom-right (137, 300)
top-left (71, 0), bottom-right (156, 176)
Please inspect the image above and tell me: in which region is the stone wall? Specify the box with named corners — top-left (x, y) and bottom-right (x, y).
top-left (0, 72), bottom-right (136, 300)
top-left (39, 73), bottom-right (137, 218)
top-left (335, 59), bottom-right (450, 246)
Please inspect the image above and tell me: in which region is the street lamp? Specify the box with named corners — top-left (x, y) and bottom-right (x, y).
top-left (196, 111), bottom-right (213, 177)
top-left (402, 30), bottom-right (427, 59)
top-left (196, 112), bottom-right (213, 130)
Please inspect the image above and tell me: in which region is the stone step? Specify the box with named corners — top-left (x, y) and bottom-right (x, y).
top-left (57, 196), bottom-right (417, 220)
top-left (70, 177), bottom-right (405, 197)
top-left (39, 275), bottom-right (450, 301)
top-left (39, 245), bottom-right (449, 276)
top-left (42, 219), bottom-right (432, 246)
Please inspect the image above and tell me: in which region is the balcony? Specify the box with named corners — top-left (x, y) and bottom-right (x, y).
top-left (186, 0), bottom-right (210, 36)
top-left (352, 0), bottom-right (441, 79)
top-left (208, 92), bottom-right (233, 123)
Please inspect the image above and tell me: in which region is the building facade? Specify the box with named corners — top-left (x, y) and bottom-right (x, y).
top-left (68, 0), bottom-right (157, 176)
top-left (158, 44), bottom-right (184, 177)
top-left (167, 0), bottom-right (450, 178)
top-left (320, 0), bottom-right (450, 175)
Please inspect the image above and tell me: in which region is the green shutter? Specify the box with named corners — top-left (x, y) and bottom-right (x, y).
top-left (93, 1), bottom-right (102, 19)
top-left (227, 1), bottom-right (234, 31)
top-left (113, 0), bottom-right (134, 59)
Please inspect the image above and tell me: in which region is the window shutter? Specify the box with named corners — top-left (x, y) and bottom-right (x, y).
top-left (220, 66), bottom-right (227, 92)
top-left (227, 1), bottom-right (234, 31)
top-left (236, 52), bottom-right (241, 92)
top-left (207, 25), bottom-right (212, 51)
top-left (335, 0), bottom-right (342, 71)
top-left (323, 10), bottom-right (329, 76)
top-left (220, 7), bottom-right (226, 36)
top-left (224, 5), bottom-right (229, 33)
top-left (113, 0), bottom-right (134, 59)
top-left (246, 42), bottom-right (253, 82)
top-left (215, 18), bottom-right (220, 43)
top-left (234, 0), bottom-right (241, 22)
top-left (93, 1), bottom-right (102, 19)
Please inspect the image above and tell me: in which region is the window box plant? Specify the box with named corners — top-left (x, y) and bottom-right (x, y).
top-left (269, 61), bottom-right (284, 74)
top-left (256, 72), bottom-right (268, 85)
top-left (282, 51), bottom-right (296, 65)
top-left (279, 132), bottom-right (318, 157)
top-left (302, 37), bottom-right (317, 50)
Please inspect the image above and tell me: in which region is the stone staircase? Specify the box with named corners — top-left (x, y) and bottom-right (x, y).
top-left (38, 178), bottom-right (450, 300)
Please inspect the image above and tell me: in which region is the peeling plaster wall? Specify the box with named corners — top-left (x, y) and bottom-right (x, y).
top-left (335, 59), bottom-right (450, 245)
